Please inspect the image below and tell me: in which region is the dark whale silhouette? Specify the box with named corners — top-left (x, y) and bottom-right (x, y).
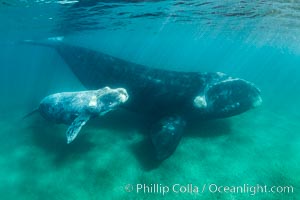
top-left (22, 37), bottom-right (262, 160)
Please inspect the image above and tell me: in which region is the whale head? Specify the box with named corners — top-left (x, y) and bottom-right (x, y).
top-left (194, 78), bottom-right (262, 118)
top-left (94, 87), bottom-right (129, 115)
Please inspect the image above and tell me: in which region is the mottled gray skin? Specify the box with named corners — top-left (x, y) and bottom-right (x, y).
top-left (38, 87), bottom-right (128, 143)
top-left (23, 39), bottom-right (262, 160)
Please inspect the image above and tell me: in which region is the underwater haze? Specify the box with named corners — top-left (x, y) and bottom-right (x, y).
top-left (0, 0), bottom-right (300, 199)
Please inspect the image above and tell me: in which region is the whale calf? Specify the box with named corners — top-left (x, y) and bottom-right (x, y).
top-left (23, 38), bottom-right (262, 160)
top-left (35, 87), bottom-right (128, 143)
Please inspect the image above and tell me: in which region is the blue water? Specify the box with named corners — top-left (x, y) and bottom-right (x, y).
top-left (0, 1), bottom-right (299, 199)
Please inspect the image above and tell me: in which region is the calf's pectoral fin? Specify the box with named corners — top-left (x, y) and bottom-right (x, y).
top-left (150, 116), bottom-right (186, 161)
top-left (66, 114), bottom-right (91, 144)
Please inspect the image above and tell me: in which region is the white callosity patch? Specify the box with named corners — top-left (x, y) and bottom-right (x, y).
top-left (252, 95), bottom-right (263, 108)
top-left (119, 93), bottom-right (128, 103)
top-left (89, 95), bottom-right (97, 107)
top-left (193, 95), bottom-right (207, 109)
top-left (117, 88), bottom-right (129, 103)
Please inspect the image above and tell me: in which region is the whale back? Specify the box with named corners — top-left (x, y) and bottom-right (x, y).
top-left (22, 40), bottom-right (261, 120)
top-left (54, 44), bottom-right (209, 115)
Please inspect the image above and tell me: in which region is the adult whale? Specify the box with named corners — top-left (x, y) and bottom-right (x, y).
top-left (22, 37), bottom-right (262, 160)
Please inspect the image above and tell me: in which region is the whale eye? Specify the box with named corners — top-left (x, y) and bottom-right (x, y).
top-left (99, 94), bottom-right (116, 106)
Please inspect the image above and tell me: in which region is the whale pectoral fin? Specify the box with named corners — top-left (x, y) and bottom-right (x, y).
top-left (66, 114), bottom-right (91, 144)
top-left (150, 116), bottom-right (186, 161)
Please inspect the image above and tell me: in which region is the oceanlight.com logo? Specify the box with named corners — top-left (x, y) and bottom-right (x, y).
top-left (124, 183), bottom-right (294, 196)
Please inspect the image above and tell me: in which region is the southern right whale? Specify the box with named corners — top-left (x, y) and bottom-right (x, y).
top-left (22, 37), bottom-right (262, 160)
top-left (27, 87), bottom-right (128, 144)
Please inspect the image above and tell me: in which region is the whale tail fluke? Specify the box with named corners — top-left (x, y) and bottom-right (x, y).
top-left (20, 36), bottom-right (64, 48)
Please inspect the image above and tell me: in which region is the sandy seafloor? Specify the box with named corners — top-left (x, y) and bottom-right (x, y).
top-left (0, 91), bottom-right (299, 199)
